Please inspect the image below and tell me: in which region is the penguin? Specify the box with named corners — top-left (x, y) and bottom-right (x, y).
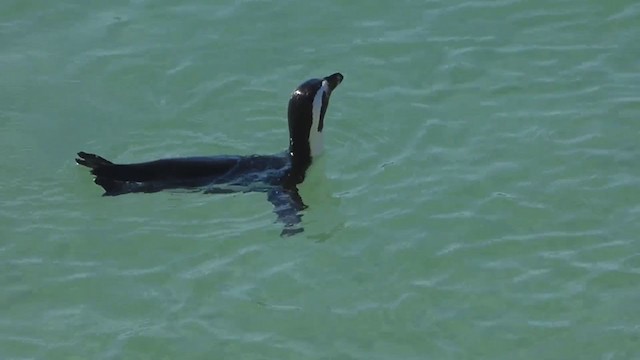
top-left (76, 72), bottom-right (344, 236)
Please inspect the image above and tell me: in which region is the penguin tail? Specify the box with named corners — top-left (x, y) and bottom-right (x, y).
top-left (75, 151), bottom-right (128, 196)
top-left (75, 151), bottom-right (113, 169)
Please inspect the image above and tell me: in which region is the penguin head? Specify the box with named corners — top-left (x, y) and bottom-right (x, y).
top-left (287, 72), bottom-right (343, 161)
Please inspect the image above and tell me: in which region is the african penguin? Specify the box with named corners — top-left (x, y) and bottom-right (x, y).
top-left (76, 72), bottom-right (344, 236)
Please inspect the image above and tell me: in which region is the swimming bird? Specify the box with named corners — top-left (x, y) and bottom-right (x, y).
top-left (76, 72), bottom-right (344, 236)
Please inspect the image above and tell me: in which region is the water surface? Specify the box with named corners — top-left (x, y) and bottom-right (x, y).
top-left (1, 0), bottom-right (640, 358)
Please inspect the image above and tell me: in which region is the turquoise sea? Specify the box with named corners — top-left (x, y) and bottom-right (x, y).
top-left (2, 0), bottom-right (640, 358)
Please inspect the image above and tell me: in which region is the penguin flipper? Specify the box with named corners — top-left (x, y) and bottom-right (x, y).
top-left (267, 187), bottom-right (307, 237)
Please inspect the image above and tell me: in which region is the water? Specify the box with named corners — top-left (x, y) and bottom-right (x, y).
top-left (2, 0), bottom-right (640, 358)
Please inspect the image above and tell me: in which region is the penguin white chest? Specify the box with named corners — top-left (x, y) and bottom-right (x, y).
top-left (309, 80), bottom-right (329, 157)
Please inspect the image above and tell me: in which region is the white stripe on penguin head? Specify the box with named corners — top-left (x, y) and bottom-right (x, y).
top-left (309, 80), bottom-right (329, 157)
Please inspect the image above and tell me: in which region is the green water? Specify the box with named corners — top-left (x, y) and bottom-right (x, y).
top-left (2, 0), bottom-right (640, 358)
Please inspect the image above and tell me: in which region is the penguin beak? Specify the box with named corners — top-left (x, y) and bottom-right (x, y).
top-left (324, 73), bottom-right (344, 91)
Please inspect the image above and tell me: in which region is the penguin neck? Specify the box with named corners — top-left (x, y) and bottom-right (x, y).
top-left (285, 78), bottom-right (329, 186)
top-left (287, 139), bottom-right (313, 186)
